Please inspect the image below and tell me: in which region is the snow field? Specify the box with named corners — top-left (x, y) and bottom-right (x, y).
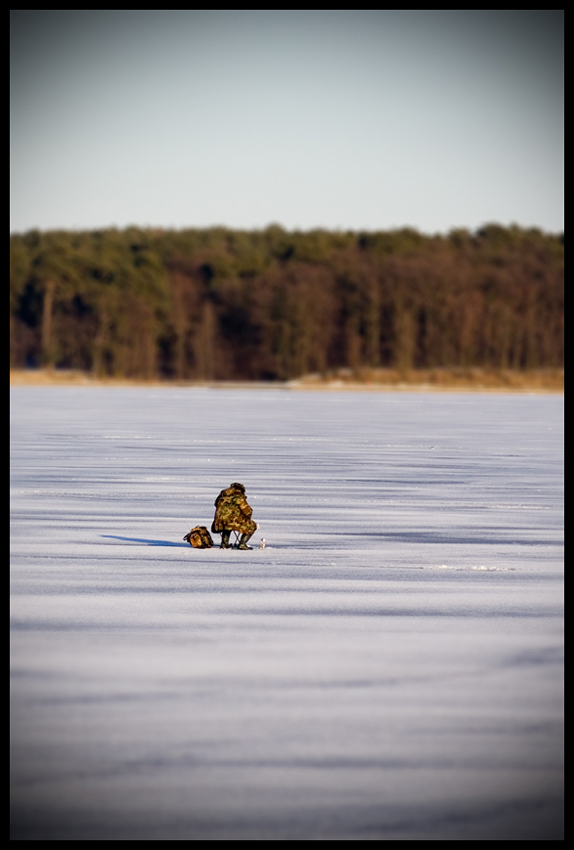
top-left (10, 387), bottom-right (563, 839)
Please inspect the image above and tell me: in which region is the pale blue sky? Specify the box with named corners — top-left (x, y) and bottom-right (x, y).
top-left (10, 10), bottom-right (564, 235)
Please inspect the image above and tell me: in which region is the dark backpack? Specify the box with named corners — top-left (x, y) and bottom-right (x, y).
top-left (183, 526), bottom-right (214, 548)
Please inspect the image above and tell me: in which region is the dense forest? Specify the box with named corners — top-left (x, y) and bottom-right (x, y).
top-left (10, 224), bottom-right (564, 381)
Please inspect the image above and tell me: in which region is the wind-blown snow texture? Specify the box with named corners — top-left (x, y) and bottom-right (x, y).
top-left (10, 386), bottom-right (563, 840)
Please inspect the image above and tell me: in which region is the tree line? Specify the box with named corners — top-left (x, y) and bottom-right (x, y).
top-left (10, 223), bottom-right (564, 381)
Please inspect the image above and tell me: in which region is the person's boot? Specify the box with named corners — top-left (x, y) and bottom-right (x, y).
top-left (238, 533), bottom-right (253, 550)
top-left (220, 530), bottom-right (231, 549)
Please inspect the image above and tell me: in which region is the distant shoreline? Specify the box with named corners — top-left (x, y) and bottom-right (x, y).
top-left (9, 368), bottom-right (564, 394)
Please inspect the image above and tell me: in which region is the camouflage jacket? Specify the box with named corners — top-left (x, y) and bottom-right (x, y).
top-left (211, 486), bottom-right (257, 534)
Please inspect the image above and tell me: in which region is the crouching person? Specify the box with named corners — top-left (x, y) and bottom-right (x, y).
top-left (211, 482), bottom-right (257, 549)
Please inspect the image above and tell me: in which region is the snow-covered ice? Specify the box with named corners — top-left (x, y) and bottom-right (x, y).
top-left (10, 386), bottom-right (563, 840)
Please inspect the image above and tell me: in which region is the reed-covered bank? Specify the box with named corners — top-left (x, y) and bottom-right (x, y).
top-left (9, 367), bottom-right (564, 393)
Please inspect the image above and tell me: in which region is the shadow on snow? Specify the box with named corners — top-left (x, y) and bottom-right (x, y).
top-left (101, 535), bottom-right (189, 548)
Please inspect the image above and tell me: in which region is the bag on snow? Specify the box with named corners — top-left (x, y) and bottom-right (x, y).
top-left (183, 526), bottom-right (214, 548)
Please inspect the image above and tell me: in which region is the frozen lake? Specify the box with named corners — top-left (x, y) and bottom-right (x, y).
top-left (10, 386), bottom-right (563, 840)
